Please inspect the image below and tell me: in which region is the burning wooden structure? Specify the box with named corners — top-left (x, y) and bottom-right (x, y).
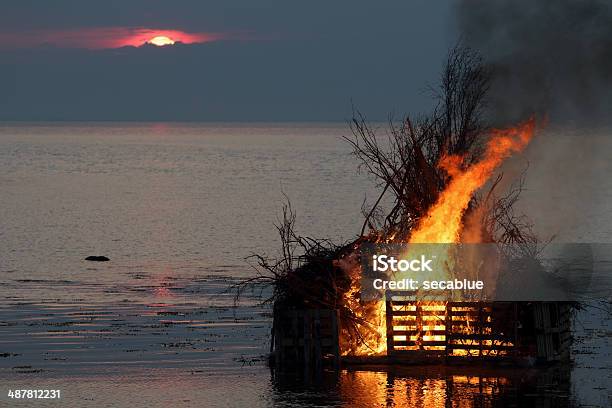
top-left (246, 46), bottom-right (575, 372)
top-left (383, 292), bottom-right (572, 364)
top-left (270, 298), bottom-right (572, 370)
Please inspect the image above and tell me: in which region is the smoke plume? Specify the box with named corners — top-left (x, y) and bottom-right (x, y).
top-left (457, 0), bottom-right (612, 125)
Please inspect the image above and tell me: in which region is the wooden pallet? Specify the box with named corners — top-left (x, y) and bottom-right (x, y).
top-left (533, 303), bottom-right (572, 362)
top-left (385, 291), bottom-right (572, 364)
top-left (272, 309), bottom-right (340, 371)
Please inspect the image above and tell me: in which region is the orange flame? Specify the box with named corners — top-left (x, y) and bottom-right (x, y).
top-left (409, 118), bottom-right (535, 244)
top-left (343, 119), bottom-right (536, 356)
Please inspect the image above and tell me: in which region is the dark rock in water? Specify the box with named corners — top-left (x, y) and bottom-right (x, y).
top-left (85, 256), bottom-right (110, 262)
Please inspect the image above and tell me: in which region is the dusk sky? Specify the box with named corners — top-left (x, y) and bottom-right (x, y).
top-left (0, 1), bottom-right (454, 121)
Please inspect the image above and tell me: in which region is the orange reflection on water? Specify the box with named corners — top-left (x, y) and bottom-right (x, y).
top-left (338, 369), bottom-right (520, 408)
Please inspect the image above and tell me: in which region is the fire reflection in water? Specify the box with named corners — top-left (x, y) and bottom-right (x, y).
top-left (273, 366), bottom-right (571, 408)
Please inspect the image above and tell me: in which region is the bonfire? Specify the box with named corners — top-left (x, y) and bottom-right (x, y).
top-left (236, 46), bottom-right (562, 363)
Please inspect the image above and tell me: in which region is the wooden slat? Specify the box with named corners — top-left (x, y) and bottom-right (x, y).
top-left (448, 333), bottom-right (513, 341)
top-left (386, 290), bottom-right (417, 296)
top-left (391, 329), bottom-right (446, 336)
top-left (388, 300), bottom-right (418, 305)
top-left (393, 340), bottom-right (447, 347)
top-left (390, 311), bottom-right (447, 318)
top-left (388, 310), bottom-right (419, 316)
top-left (389, 329), bottom-right (419, 334)
top-left (447, 310), bottom-right (489, 317)
top-left (447, 344), bottom-right (514, 350)
top-left (448, 302), bottom-right (493, 308)
top-left (385, 298), bottom-right (395, 355)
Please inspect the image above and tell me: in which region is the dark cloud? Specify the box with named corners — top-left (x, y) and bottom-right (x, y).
top-left (0, 1), bottom-right (453, 121)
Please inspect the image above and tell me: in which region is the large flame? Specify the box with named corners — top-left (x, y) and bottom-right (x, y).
top-left (343, 119), bottom-right (536, 356)
top-left (409, 118), bottom-right (535, 244)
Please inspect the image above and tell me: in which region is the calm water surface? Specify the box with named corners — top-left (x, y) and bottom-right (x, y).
top-left (0, 123), bottom-right (610, 407)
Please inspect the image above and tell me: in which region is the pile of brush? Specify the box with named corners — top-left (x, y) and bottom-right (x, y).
top-left (232, 200), bottom-right (378, 350)
top-left (234, 46), bottom-right (540, 354)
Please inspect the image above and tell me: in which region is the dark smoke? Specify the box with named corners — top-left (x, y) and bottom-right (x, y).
top-left (457, 0), bottom-right (612, 126)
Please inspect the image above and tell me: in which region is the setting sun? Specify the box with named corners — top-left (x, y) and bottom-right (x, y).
top-left (148, 35), bottom-right (175, 46)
